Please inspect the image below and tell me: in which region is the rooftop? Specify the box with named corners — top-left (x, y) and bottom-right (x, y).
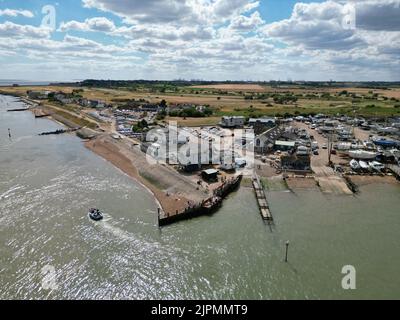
top-left (275, 141), bottom-right (296, 147)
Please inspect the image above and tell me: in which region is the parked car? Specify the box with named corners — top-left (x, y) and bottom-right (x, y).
top-left (322, 144), bottom-right (328, 149)
top-left (313, 150), bottom-right (319, 155)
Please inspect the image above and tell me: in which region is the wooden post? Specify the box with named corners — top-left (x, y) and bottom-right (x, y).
top-left (285, 241), bottom-right (290, 262)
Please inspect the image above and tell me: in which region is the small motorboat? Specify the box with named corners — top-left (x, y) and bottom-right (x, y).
top-left (350, 159), bottom-right (360, 171)
top-left (89, 208), bottom-right (103, 221)
top-left (369, 161), bottom-right (385, 172)
top-left (348, 150), bottom-right (378, 160)
top-left (359, 161), bottom-right (370, 171)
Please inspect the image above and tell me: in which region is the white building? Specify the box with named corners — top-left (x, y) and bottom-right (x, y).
top-left (220, 116), bottom-right (245, 128)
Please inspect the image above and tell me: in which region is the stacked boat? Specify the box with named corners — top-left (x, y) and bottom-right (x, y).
top-left (349, 159), bottom-right (385, 172)
top-left (359, 161), bottom-right (370, 171)
top-left (348, 150), bottom-right (378, 160)
top-left (369, 161), bottom-right (385, 172)
top-left (350, 159), bottom-right (361, 171)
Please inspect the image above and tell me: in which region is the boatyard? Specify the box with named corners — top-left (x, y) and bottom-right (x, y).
top-left (1, 84), bottom-right (400, 226)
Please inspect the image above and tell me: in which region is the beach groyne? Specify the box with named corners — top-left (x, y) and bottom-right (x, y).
top-left (39, 128), bottom-right (80, 136)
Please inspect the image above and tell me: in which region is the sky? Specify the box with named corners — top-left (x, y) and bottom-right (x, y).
top-left (0, 0), bottom-right (399, 82)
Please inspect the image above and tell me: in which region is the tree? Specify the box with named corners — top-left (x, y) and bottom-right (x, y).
top-left (160, 99), bottom-right (167, 108)
top-left (139, 119), bottom-right (148, 128)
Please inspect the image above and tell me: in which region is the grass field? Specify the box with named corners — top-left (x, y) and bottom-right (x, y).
top-left (2, 84), bottom-right (400, 127)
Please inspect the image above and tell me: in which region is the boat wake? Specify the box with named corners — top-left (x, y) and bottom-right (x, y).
top-left (91, 213), bottom-right (138, 243)
top-left (0, 185), bottom-right (23, 200)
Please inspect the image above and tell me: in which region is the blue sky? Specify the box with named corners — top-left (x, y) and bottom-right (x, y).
top-left (0, 0), bottom-right (399, 81)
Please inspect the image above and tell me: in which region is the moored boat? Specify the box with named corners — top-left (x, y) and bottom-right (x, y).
top-left (359, 161), bottom-right (370, 170)
top-left (89, 208), bottom-right (103, 221)
top-left (348, 150), bottom-right (378, 160)
top-left (350, 159), bottom-right (360, 171)
top-left (369, 161), bottom-right (385, 172)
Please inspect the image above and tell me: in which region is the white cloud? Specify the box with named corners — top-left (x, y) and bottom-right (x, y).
top-left (82, 0), bottom-right (260, 25)
top-left (0, 9), bottom-right (34, 18)
top-left (82, 0), bottom-right (195, 24)
top-left (0, 22), bottom-right (51, 38)
top-left (59, 17), bottom-right (116, 33)
top-left (229, 11), bottom-right (264, 32)
top-left (355, 0), bottom-right (400, 31)
top-left (1, 0), bottom-right (399, 81)
top-left (263, 1), bottom-right (366, 50)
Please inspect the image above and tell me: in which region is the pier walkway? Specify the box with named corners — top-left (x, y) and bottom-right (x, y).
top-left (252, 173), bottom-right (273, 222)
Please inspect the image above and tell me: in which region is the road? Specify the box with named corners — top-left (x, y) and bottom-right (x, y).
top-left (294, 121), bottom-right (353, 194)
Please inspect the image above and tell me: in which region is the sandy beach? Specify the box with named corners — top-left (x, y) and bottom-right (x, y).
top-left (347, 175), bottom-right (399, 186)
top-left (85, 135), bottom-right (209, 217)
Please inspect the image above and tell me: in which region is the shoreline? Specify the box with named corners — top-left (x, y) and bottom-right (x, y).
top-left (2, 94), bottom-right (207, 221)
top-left (84, 135), bottom-right (201, 219)
top-left (84, 136), bottom-right (165, 215)
top-left (3, 93), bottom-right (399, 224)
top-left (85, 138), bottom-right (165, 218)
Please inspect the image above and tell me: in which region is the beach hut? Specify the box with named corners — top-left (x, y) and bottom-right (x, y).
top-left (201, 169), bottom-right (219, 182)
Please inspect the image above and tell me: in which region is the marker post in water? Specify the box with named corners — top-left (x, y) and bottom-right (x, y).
top-left (285, 241), bottom-right (290, 263)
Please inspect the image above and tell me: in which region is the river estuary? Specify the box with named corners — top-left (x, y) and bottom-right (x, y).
top-left (1, 94), bottom-right (399, 299)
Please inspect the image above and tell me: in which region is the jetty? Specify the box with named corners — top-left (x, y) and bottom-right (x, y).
top-left (39, 128), bottom-right (80, 136)
top-left (252, 173), bottom-right (273, 222)
top-left (7, 108), bottom-right (29, 112)
top-left (158, 174), bottom-right (242, 227)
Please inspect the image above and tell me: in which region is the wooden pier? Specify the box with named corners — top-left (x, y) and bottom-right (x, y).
top-left (158, 174), bottom-right (243, 227)
top-left (252, 174), bottom-right (273, 222)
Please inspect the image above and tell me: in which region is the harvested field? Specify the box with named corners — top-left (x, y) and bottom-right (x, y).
top-left (191, 84), bottom-right (266, 91)
top-left (165, 116), bottom-right (221, 127)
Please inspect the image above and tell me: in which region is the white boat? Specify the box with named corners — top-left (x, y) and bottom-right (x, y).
top-left (350, 159), bottom-right (360, 170)
top-left (359, 161), bottom-right (370, 170)
top-left (376, 127), bottom-right (399, 134)
top-left (348, 150), bottom-right (378, 160)
top-left (369, 161), bottom-right (385, 172)
top-left (350, 159), bottom-right (361, 170)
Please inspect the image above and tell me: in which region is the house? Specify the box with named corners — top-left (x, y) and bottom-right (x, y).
top-left (254, 126), bottom-right (284, 154)
top-left (248, 118), bottom-right (276, 134)
top-left (28, 91), bottom-right (51, 100)
top-left (54, 93), bottom-right (74, 104)
top-left (196, 105), bottom-right (206, 112)
top-left (78, 98), bottom-right (89, 107)
top-left (296, 146), bottom-right (309, 156)
top-left (281, 154), bottom-right (311, 172)
top-left (140, 104), bottom-right (160, 112)
top-left (275, 140), bottom-right (296, 152)
top-left (86, 99), bottom-right (107, 108)
top-left (201, 169), bottom-right (219, 182)
top-left (220, 116), bottom-right (245, 128)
